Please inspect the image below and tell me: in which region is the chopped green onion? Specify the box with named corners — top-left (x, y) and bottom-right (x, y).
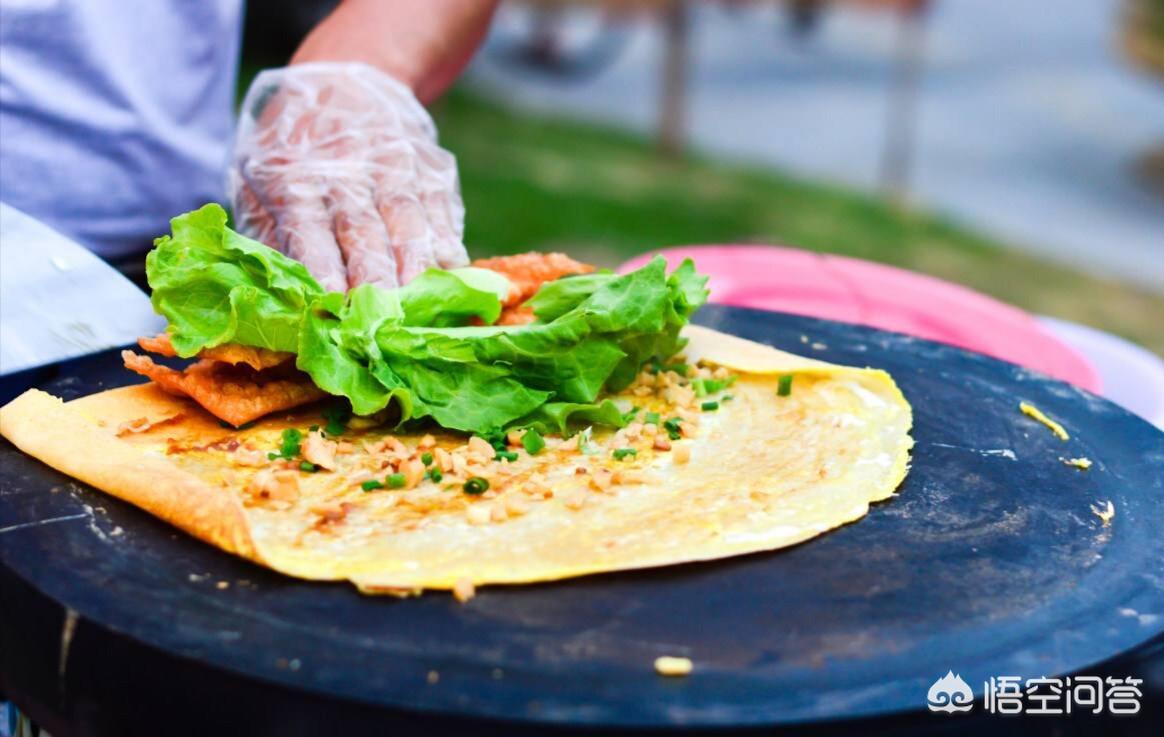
top-left (777, 374), bottom-right (794, 397)
top-left (663, 418), bottom-right (683, 440)
top-left (361, 479), bottom-right (385, 491)
top-left (701, 401), bottom-right (719, 412)
top-left (278, 428), bottom-right (302, 459)
top-left (495, 450), bottom-right (519, 462)
top-left (426, 468), bottom-right (443, 483)
top-left (463, 477), bottom-right (490, 495)
top-left (482, 430), bottom-right (508, 452)
top-left (299, 461), bottom-right (318, 472)
top-left (722, 394), bottom-right (734, 401)
top-left (386, 473), bottom-right (406, 489)
top-left (621, 405), bottom-right (641, 423)
top-left (644, 411), bottom-right (661, 425)
top-left (612, 448), bottom-right (638, 461)
top-left (267, 451), bottom-right (279, 461)
top-left (691, 376), bottom-right (737, 397)
top-left (421, 452), bottom-right (434, 466)
top-left (668, 363), bottom-right (690, 377)
top-left (521, 428), bottom-right (545, 455)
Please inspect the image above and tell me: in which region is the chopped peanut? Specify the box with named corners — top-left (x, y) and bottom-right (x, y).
top-left (521, 481), bottom-right (551, 499)
top-left (453, 577), bottom-right (476, 603)
top-left (417, 434), bottom-right (436, 449)
top-left (466, 504), bottom-right (491, 525)
top-left (468, 436), bottom-right (495, 459)
top-left (589, 468), bottom-right (614, 492)
top-left (231, 447), bottom-right (268, 467)
top-left (301, 430), bottom-right (338, 471)
top-left (558, 436), bottom-right (579, 452)
top-left (381, 436), bottom-right (407, 455)
top-left (504, 494), bottom-right (531, 516)
top-left (664, 385), bottom-right (695, 407)
top-left (654, 656), bottom-right (693, 677)
top-left (434, 447), bottom-right (453, 472)
top-left (248, 469), bottom-right (300, 502)
top-left (401, 458), bottom-right (426, 489)
top-left (309, 502), bottom-right (351, 523)
top-left (672, 443), bottom-right (691, 464)
top-left (612, 469), bottom-right (645, 485)
top-left (489, 503), bottom-right (508, 522)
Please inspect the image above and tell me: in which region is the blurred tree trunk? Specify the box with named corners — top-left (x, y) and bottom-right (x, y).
top-left (658, 0), bottom-right (689, 156)
top-left (878, 1), bottom-right (928, 204)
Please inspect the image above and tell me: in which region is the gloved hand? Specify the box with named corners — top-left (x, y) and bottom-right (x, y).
top-left (228, 62), bottom-right (468, 291)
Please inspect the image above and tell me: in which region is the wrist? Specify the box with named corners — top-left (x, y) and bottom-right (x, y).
top-left (289, 0), bottom-right (497, 104)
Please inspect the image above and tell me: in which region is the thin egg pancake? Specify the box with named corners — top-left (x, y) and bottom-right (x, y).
top-left (0, 326), bottom-right (912, 594)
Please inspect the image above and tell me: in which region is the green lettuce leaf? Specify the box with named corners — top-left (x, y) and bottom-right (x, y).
top-left (146, 204), bottom-right (324, 356)
top-left (145, 206), bottom-right (709, 435)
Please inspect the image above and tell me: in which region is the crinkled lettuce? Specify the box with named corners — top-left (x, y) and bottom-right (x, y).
top-left (147, 204), bottom-right (709, 434)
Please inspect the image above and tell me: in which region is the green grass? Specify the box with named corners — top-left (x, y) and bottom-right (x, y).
top-left (434, 88), bottom-right (1163, 354)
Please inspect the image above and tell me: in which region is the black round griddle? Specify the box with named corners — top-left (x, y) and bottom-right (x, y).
top-left (2, 306), bottom-right (1163, 736)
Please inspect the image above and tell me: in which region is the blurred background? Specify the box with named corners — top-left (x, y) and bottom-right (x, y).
top-left (243, 0), bottom-right (1164, 355)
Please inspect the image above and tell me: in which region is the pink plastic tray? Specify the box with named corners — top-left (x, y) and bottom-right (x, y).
top-left (619, 245), bottom-right (1100, 391)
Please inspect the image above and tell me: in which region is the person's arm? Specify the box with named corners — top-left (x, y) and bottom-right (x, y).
top-left (292, 0), bottom-right (498, 104)
top-left (228, 1), bottom-right (499, 291)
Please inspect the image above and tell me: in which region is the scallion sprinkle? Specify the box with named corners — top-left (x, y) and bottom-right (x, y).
top-left (777, 374), bottom-right (794, 397)
top-left (278, 428), bottom-right (302, 459)
top-left (361, 479), bottom-right (384, 491)
top-left (421, 452), bottom-right (434, 466)
top-left (612, 448), bottom-right (638, 461)
top-left (701, 401), bottom-right (719, 412)
top-left (495, 450), bottom-right (518, 462)
top-left (299, 461), bottom-right (318, 472)
top-left (483, 430), bottom-right (508, 452)
top-left (427, 468), bottom-right (443, 483)
top-left (463, 477), bottom-right (490, 495)
top-left (644, 411), bottom-right (661, 425)
top-left (521, 428), bottom-right (545, 455)
top-left (386, 472), bottom-right (406, 489)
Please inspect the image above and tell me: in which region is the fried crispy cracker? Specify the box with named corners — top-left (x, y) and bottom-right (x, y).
top-left (122, 351), bottom-right (327, 426)
top-left (473, 252), bottom-right (595, 307)
top-left (138, 334), bottom-right (293, 371)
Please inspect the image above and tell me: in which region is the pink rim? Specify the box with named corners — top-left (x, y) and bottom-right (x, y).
top-left (618, 245), bottom-right (1101, 391)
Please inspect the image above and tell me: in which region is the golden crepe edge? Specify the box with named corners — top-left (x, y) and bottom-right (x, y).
top-left (0, 325), bottom-right (913, 593)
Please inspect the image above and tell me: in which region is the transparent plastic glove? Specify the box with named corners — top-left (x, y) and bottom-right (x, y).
top-left (229, 62), bottom-right (468, 291)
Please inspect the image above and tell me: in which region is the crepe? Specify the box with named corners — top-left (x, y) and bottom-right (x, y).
top-left (0, 325), bottom-right (912, 595)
